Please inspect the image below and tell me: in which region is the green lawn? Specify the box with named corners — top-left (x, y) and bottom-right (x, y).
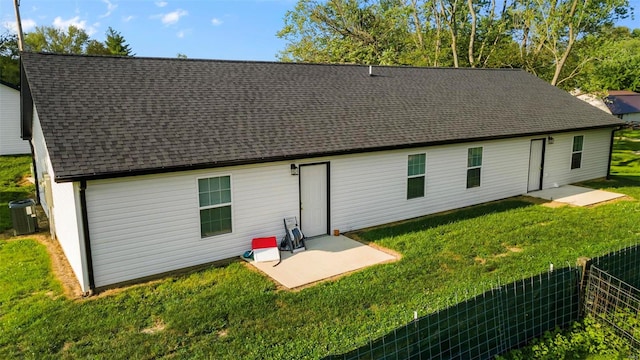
top-left (1, 142), bottom-right (640, 359)
top-left (0, 156), bottom-right (35, 232)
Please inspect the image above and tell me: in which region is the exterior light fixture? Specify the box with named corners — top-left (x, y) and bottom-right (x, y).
top-left (548, 136), bottom-right (554, 144)
top-left (290, 164), bottom-right (299, 175)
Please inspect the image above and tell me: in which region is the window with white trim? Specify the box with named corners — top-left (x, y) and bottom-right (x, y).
top-left (467, 147), bottom-right (482, 188)
top-left (571, 135), bottom-right (583, 169)
top-left (407, 153), bottom-right (426, 199)
top-left (198, 176), bottom-right (232, 237)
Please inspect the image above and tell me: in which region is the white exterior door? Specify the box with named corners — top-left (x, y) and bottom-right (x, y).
top-left (300, 163), bottom-right (328, 237)
top-left (528, 139), bottom-right (545, 192)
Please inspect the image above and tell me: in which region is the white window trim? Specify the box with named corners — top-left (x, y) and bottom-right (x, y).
top-left (407, 153), bottom-right (426, 199)
top-left (196, 174), bottom-right (234, 238)
top-left (466, 146), bottom-right (483, 189)
top-left (571, 135), bottom-right (584, 170)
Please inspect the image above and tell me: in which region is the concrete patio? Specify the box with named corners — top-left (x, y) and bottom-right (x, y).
top-left (249, 235), bottom-right (397, 289)
top-left (528, 185), bottom-right (624, 206)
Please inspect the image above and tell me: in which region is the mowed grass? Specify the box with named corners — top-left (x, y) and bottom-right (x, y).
top-left (611, 129), bottom-right (640, 176)
top-left (1, 143), bottom-right (640, 359)
top-left (0, 156), bottom-right (34, 232)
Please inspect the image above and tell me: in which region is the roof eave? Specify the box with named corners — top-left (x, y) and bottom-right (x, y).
top-left (54, 123), bottom-right (623, 183)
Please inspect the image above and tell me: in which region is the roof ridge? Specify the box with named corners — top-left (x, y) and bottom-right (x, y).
top-left (20, 51), bottom-right (524, 72)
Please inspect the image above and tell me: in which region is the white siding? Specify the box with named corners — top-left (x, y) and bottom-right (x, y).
top-left (622, 113), bottom-right (640, 123)
top-left (84, 129), bottom-right (615, 288)
top-left (0, 84), bottom-right (30, 155)
top-left (542, 128), bottom-right (612, 188)
top-left (31, 108), bottom-right (88, 291)
top-left (31, 108), bottom-right (49, 215)
top-left (330, 138), bottom-right (531, 232)
top-left (87, 164), bottom-right (299, 287)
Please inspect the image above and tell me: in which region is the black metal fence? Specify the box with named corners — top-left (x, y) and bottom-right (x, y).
top-left (324, 245), bottom-right (640, 360)
top-left (325, 268), bottom-right (581, 360)
top-left (584, 245), bottom-right (640, 349)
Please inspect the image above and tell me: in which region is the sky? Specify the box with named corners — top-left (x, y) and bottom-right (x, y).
top-left (1, 0), bottom-right (639, 62)
top-left (1, 0), bottom-right (296, 60)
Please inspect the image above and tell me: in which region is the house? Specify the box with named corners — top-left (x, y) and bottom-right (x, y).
top-left (604, 90), bottom-right (640, 124)
top-left (19, 52), bottom-right (624, 293)
top-left (0, 80), bottom-right (31, 155)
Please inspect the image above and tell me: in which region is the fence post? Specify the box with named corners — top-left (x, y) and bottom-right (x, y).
top-left (576, 256), bottom-right (591, 317)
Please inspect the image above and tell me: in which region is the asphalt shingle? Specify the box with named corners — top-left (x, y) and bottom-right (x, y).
top-left (20, 52), bottom-right (624, 182)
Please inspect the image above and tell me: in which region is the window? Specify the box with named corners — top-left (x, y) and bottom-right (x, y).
top-left (407, 153), bottom-right (426, 199)
top-left (467, 147), bottom-right (482, 188)
top-left (198, 176), bottom-right (232, 237)
top-left (571, 135), bottom-right (583, 169)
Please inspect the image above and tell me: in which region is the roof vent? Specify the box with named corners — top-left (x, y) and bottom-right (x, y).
top-left (369, 65), bottom-right (373, 76)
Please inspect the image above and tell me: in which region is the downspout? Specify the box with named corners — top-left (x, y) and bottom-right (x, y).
top-left (79, 180), bottom-right (96, 294)
top-left (29, 142), bottom-right (40, 205)
top-left (606, 128), bottom-right (618, 180)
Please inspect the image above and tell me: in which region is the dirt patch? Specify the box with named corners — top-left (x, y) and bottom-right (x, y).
top-left (474, 256), bottom-right (486, 265)
top-left (5, 232), bottom-right (84, 299)
top-left (540, 201), bottom-right (569, 208)
top-left (141, 319), bottom-right (166, 334)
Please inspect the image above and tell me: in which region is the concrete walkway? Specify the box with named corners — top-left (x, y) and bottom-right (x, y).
top-left (250, 235), bottom-right (397, 289)
top-left (528, 185), bottom-right (624, 206)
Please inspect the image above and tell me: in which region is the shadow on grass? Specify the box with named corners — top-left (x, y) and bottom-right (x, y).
top-left (580, 175), bottom-right (640, 190)
top-left (355, 199), bottom-right (534, 242)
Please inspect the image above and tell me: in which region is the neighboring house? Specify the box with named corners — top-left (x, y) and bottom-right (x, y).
top-left (20, 52), bottom-right (624, 293)
top-left (0, 80), bottom-right (31, 155)
top-left (604, 90), bottom-right (640, 123)
top-left (571, 90), bottom-right (613, 115)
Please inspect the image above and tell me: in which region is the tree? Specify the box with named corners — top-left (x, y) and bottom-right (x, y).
top-left (277, 0), bottom-right (633, 89)
top-left (0, 32), bottom-right (20, 85)
top-left (104, 27), bottom-right (133, 56)
top-left (0, 25), bottom-right (133, 85)
top-left (24, 25), bottom-right (90, 54)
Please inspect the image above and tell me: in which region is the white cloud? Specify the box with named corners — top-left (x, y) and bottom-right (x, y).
top-left (2, 18), bottom-right (37, 33)
top-left (52, 16), bottom-right (96, 35)
top-left (160, 9), bottom-right (187, 25)
top-left (211, 18), bottom-right (223, 26)
top-left (155, 1), bottom-right (168, 7)
top-left (177, 30), bottom-right (186, 38)
top-left (100, 0), bottom-right (118, 18)
top-left (122, 15), bottom-right (135, 22)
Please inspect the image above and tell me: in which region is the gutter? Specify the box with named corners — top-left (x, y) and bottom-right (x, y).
top-left (52, 124), bottom-right (625, 183)
top-left (79, 180), bottom-right (95, 294)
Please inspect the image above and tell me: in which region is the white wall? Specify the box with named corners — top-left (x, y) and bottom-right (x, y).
top-left (542, 129), bottom-right (612, 188)
top-left (86, 164), bottom-right (299, 287)
top-left (0, 84), bottom-right (31, 155)
top-left (84, 128), bottom-right (614, 288)
top-left (31, 108), bottom-right (88, 291)
top-left (622, 113), bottom-right (640, 123)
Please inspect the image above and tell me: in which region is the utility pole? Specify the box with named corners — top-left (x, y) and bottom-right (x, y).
top-left (13, 0), bottom-right (25, 51)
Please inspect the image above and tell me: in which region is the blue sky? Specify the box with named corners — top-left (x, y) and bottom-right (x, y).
top-left (1, 0), bottom-right (296, 60)
top-left (1, 0), bottom-right (639, 61)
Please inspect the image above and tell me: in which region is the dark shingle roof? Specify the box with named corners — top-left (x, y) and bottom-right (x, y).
top-left (605, 93), bottom-right (640, 115)
top-left (21, 52), bottom-right (623, 182)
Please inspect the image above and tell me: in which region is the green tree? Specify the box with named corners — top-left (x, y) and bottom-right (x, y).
top-left (577, 26), bottom-right (640, 92)
top-left (0, 32), bottom-right (20, 85)
top-left (104, 27), bottom-right (133, 56)
top-left (24, 25), bottom-right (90, 54)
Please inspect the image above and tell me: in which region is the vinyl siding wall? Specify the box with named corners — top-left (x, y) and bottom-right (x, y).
top-left (0, 85), bottom-right (30, 155)
top-left (622, 113), bottom-right (640, 123)
top-left (85, 128), bottom-right (613, 288)
top-left (31, 108), bottom-right (88, 291)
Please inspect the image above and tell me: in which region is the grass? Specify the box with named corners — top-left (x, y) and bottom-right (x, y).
top-left (611, 129), bottom-right (640, 177)
top-left (0, 155), bottom-right (35, 232)
top-left (1, 140), bottom-right (640, 359)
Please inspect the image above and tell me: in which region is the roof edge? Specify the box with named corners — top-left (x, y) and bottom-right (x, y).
top-left (54, 124), bottom-right (622, 183)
